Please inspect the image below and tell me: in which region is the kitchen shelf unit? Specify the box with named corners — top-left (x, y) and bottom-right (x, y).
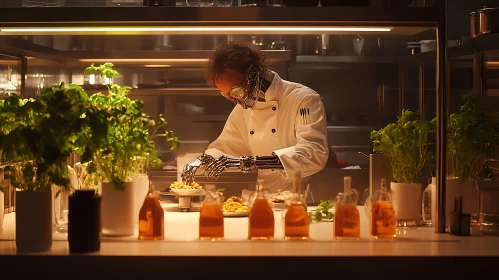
top-left (0, 4), bottom-right (448, 232)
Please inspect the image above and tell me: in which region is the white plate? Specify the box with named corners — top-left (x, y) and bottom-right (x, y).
top-left (223, 211), bottom-right (248, 217)
top-left (170, 189), bottom-right (204, 196)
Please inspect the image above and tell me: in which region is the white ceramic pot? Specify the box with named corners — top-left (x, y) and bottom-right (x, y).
top-left (390, 182), bottom-right (422, 226)
top-left (132, 175), bottom-right (149, 224)
top-left (101, 182), bottom-right (134, 236)
top-left (446, 177), bottom-right (477, 219)
top-left (16, 190), bottom-right (53, 252)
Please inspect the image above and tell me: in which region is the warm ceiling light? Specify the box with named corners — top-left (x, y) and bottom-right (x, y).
top-left (78, 58), bottom-right (209, 63)
top-left (0, 26), bottom-right (392, 34)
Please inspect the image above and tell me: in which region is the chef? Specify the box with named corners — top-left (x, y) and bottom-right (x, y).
top-left (181, 41), bottom-right (328, 192)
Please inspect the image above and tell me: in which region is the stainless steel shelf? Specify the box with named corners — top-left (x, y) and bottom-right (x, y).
top-left (297, 55), bottom-right (395, 64)
top-left (0, 7), bottom-right (439, 35)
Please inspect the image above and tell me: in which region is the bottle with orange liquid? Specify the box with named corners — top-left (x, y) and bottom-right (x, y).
top-left (370, 179), bottom-right (397, 239)
top-left (199, 185), bottom-right (224, 240)
top-left (138, 180), bottom-right (165, 240)
top-left (284, 173), bottom-right (309, 240)
top-left (248, 179), bottom-right (275, 240)
top-left (334, 176), bottom-right (360, 239)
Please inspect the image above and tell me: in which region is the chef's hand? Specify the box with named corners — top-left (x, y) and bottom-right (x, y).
top-left (181, 154), bottom-right (215, 185)
top-left (205, 155), bottom-right (257, 179)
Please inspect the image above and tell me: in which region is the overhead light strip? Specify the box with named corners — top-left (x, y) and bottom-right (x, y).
top-left (0, 26), bottom-right (392, 33)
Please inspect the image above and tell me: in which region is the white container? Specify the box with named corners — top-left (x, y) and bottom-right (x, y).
top-left (446, 177), bottom-right (476, 221)
top-left (101, 182), bottom-right (135, 236)
top-left (132, 175), bottom-right (149, 224)
top-left (390, 182), bottom-right (422, 226)
top-left (16, 191), bottom-right (53, 252)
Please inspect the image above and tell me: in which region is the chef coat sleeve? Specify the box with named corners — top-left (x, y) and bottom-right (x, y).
top-left (204, 105), bottom-right (251, 159)
top-left (273, 94), bottom-right (329, 179)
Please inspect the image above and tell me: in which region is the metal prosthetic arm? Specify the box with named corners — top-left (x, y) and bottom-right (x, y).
top-left (204, 154), bottom-right (284, 179)
top-left (181, 154), bottom-right (215, 185)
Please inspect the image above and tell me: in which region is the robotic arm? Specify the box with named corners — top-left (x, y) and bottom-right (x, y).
top-left (181, 153), bottom-right (283, 185)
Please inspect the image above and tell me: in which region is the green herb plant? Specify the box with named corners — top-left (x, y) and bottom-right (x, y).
top-left (308, 200), bottom-right (334, 223)
top-left (448, 92), bottom-right (499, 181)
top-left (84, 63), bottom-right (179, 190)
top-left (0, 83), bottom-right (110, 194)
top-left (370, 110), bottom-right (435, 184)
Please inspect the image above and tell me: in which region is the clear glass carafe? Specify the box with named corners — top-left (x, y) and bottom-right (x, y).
top-left (369, 179), bottom-right (397, 239)
top-left (334, 176), bottom-right (360, 239)
top-left (422, 177), bottom-right (436, 226)
top-left (248, 179), bottom-right (274, 240)
top-left (199, 185), bottom-right (224, 240)
top-left (284, 173), bottom-right (309, 240)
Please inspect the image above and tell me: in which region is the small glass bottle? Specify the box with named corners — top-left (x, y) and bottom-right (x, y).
top-left (138, 181), bottom-right (164, 240)
top-left (370, 179), bottom-right (397, 239)
top-left (334, 176), bottom-right (360, 239)
top-left (284, 173), bottom-right (309, 240)
top-left (199, 185), bottom-right (224, 240)
top-left (248, 179), bottom-right (275, 240)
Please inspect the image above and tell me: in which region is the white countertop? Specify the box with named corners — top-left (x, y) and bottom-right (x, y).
top-left (1, 206), bottom-right (499, 256)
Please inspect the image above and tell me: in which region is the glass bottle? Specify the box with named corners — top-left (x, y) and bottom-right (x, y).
top-left (334, 176), bottom-right (360, 239)
top-left (138, 181), bottom-right (164, 240)
top-left (422, 177), bottom-right (436, 226)
top-left (248, 179), bottom-right (275, 240)
top-left (370, 179), bottom-right (397, 239)
top-left (199, 185), bottom-right (224, 240)
top-left (284, 173), bottom-right (309, 240)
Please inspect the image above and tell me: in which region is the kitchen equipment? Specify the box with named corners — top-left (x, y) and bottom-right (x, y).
top-left (282, 0), bottom-right (319, 6)
top-left (321, 0), bottom-right (369, 6)
top-left (478, 7), bottom-right (499, 35)
top-left (407, 41), bottom-right (421, 54)
top-left (240, 0), bottom-right (268, 6)
top-left (469, 11), bottom-right (478, 38)
top-left (420, 40), bottom-right (436, 52)
top-left (217, 0), bottom-right (233, 6)
top-left (22, 0), bottom-right (64, 6)
top-left (353, 35), bottom-right (365, 56)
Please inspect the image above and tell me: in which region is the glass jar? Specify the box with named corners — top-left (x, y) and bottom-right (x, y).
top-left (479, 178), bottom-right (499, 236)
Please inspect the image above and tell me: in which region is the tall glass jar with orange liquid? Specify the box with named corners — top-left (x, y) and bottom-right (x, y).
top-left (138, 180), bottom-right (164, 240)
top-left (248, 179), bottom-right (274, 240)
top-left (284, 173), bottom-right (309, 240)
top-left (199, 185), bottom-right (224, 240)
top-left (370, 179), bottom-right (397, 239)
top-left (334, 176), bottom-right (360, 239)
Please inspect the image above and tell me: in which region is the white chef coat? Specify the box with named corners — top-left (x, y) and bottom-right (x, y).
top-left (204, 72), bottom-right (329, 192)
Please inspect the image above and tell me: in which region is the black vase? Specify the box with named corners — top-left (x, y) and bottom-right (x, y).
top-left (282, 0), bottom-right (320, 6)
top-left (68, 190), bottom-right (101, 253)
top-left (320, 0), bottom-right (370, 6)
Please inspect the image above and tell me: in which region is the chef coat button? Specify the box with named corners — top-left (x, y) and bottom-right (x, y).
top-left (271, 128), bottom-right (276, 133)
top-left (250, 130), bottom-right (254, 135)
top-left (272, 106), bottom-right (276, 111)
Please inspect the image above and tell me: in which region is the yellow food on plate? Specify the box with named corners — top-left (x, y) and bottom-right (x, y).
top-left (223, 196), bottom-right (248, 213)
top-left (170, 181), bottom-right (202, 190)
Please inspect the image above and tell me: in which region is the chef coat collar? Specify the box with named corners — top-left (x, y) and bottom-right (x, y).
top-left (263, 71), bottom-right (282, 103)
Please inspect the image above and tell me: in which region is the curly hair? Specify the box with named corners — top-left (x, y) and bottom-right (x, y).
top-left (207, 41), bottom-right (267, 86)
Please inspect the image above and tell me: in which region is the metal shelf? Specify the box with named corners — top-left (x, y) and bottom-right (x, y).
top-left (297, 55), bottom-right (395, 64)
top-left (0, 7), bottom-right (439, 35)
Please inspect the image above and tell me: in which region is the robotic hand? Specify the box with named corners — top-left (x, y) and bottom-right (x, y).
top-left (204, 154), bottom-right (284, 179)
top-left (181, 154), bottom-right (215, 185)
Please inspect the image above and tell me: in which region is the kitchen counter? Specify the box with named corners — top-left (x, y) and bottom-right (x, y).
top-left (0, 207), bottom-right (498, 278)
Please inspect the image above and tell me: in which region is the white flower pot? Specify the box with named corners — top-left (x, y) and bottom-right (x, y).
top-left (16, 191), bottom-right (53, 252)
top-left (390, 182), bottom-right (422, 226)
top-left (101, 182), bottom-right (134, 236)
top-left (446, 177), bottom-right (477, 221)
top-left (132, 175), bottom-right (149, 224)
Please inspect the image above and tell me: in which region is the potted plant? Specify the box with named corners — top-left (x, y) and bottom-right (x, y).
top-left (84, 63), bottom-right (179, 236)
top-left (0, 83), bottom-right (110, 252)
top-left (371, 109), bottom-right (435, 226)
top-left (447, 92), bottom-right (499, 220)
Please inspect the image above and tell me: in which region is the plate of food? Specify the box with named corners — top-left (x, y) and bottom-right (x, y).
top-left (222, 196), bottom-right (249, 217)
top-left (169, 181), bottom-right (204, 196)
